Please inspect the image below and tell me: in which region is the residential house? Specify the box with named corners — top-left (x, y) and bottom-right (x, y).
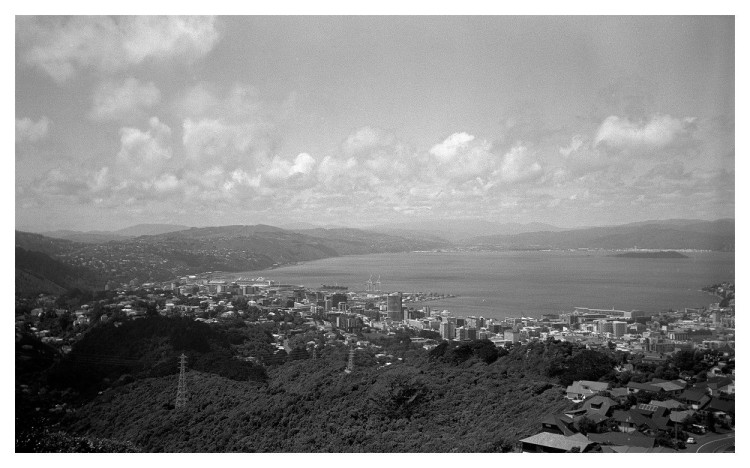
top-left (648, 379), bottom-right (687, 396)
top-left (626, 382), bottom-right (662, 394)
top-left (680, 388), bottom-right (711, 410)
top-left (519, 432), bottom-right (594, 453)
top-left (540, 413), bottom-right (576, 436)
top-left (566, 380), bottom-right (610, 402)
top-left (600, 445), bottom-right (676, 453)
top-left (649, 399), bottom-right (684, 410)
top-left (582, 395), bottom-right (617, 417)
top-left (588, 431), bottom-right (656, 449)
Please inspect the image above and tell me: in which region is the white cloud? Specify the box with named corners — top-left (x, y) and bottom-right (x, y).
top-left (343, 127), bottom-right (395, 155)
top-left (496, 145), bottom-right (543, 183)
top-left (594, 114), bottom-right (696, 148)
top-left (18, 16), bottom-right (220, 83)
top-left (429, 132), bottom-right (475, 162)
top-left (179, 84), bottom-right (280, 169)
top-left (266, 153), bottom-right (317, 181)
top-left (89, 78), bottom-right (161, 121)
top-left (117, 117), bottom-right (173, 177)
top-left (16, 116), bottom-right (50, 142)
top-left (559, 135), bottom-right (584, 156)
top-left (291, 153), bottom-right (316, 175)
top-left (152, 173), bottom-right (181, 193)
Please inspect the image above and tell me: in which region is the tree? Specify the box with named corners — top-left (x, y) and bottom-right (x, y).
top-left (575, 416), bottom-right (599, 435)
top-left (288, 347), bottom-right (309, 361)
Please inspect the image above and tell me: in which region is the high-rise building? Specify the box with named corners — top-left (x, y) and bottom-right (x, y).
top-left (439, 321), bottom-right (455, 340)
top-left (387, 293), bottom-right (403, 321)
top-left (597, 320), bottom-right (614, 334)
top-left (612, 321), bottom-right (627, 337)
top-left (456, 326), bottom-right (469, 341)
top-left (503, 330), bottom-right (520, 343)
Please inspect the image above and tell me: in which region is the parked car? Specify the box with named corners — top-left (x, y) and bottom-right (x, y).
top-left (691, 424), bottom-right (707, 434)
top-left (686, 437), bottom-right (696, 444)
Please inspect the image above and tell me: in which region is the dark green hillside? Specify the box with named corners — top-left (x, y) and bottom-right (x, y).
top-left (16, 247), bottom-right (101, 293)
top-left (63, 354), bottom-right (572, 452)
top-left (18, 314), bottom-right (618, 452)
top-left (46, 317), bottom-right (270, 398)
top-left (15, 231), bottom-right (83, 256)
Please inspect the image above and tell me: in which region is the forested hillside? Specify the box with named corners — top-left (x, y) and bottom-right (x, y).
top-left (60, 354), bottom-right (571, 452)
top-left (16, 316), bottom-right (604, 452)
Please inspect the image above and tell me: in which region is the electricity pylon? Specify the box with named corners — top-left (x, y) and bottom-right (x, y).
top-left (345, 344), bottom-right (355, 373)
top-left (175, 353), bottom-right (188, 408)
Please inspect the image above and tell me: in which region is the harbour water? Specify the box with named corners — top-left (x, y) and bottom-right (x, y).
top-left (234, 250), bottom-right (734, 319)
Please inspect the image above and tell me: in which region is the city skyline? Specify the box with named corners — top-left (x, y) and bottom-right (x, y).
top-left (15, 16), bottom-right (735, 232)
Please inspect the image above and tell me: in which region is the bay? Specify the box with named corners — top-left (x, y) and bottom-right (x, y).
top-left (232, 250), bottom-right (735, 320)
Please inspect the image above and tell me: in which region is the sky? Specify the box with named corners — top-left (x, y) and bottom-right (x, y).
top-left (14, 15), bottom-right (735, 232)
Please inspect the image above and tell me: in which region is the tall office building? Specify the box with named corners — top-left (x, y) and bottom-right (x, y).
top-left (440, 321), bottom-right (455, 340)
top-left (612, 321), bottom-right (627, 338)
top-left (387, 292), bottom-right (403, 321)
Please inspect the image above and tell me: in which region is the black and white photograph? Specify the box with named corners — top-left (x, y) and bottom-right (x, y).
top-left (13, 6), bottom-right (737, 455)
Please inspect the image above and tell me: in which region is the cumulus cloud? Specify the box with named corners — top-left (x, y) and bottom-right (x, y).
top-left (594, 114), bottom-right (696, 148)
top-left (559, 135), bottom-right (584, 156)
top-left (429, 132), bottom-right (475, 163)
top-left (18, 16), bottom-right (220, 82)
top-left (179, 84), bottom-right (279, 169)
top-left (89, 78), bottom-right (161, 121)
top-left (117, 117), bottom-right (173, 178)
top-left (16, 116), bottom-right (50, 142)
top-left (496, 145), bottom-right (543, 183)
top-left (266, 153), bottom-right (317, 181)
top-left (343, 127), bottom-right (396, 155)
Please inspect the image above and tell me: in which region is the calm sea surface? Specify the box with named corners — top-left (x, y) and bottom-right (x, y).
top-left (233, 251), bottom-right (734, 319)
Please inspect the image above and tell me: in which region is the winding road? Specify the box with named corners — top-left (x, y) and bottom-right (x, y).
top-left (696, 433), bottom-right (735, 453)
top-left (681, 432), bottom-right (735, 453)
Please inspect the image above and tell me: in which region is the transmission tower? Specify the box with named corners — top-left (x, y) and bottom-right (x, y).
top-left (175, 353), bottom-right (188, 408)
top-left (345, 344), bottom-right (355, 373)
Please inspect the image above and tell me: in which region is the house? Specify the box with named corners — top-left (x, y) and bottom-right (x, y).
top-left (566, 380), bottom-right (610, 402)
top-left (648, 379), bottom-right (686, 395)
top-left (704, 376), bottom-right (735, 395)
top-left (540, 413), bottom-right (576, 436)
top-left (626, 381), bottom-right (662, 394)
top-left (705, 397), bottom-right (735, 424)
top-left (588, 431), bottom-right (656, 449)
top-left (669, 409), bottom-right (694, 425)
top-left (680, 388), bottom-right (710, 410)
top-left (519, 432), bottom-right (593, 453)
top-left (609, 387), bottom-right (630, 402)
top-left (600, 445), bottom-right (676, 453)
top-left (582, 395), bottom-right (617, 416)
top-left (649, 399), bottom-right (683, 410)
top-left (611, 410), bottom-right (657, 433)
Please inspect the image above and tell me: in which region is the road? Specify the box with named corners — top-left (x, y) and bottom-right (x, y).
top-left (696, 433), bottom-right (734, 453)
top-left (682, 432), bottom-right (735, 453)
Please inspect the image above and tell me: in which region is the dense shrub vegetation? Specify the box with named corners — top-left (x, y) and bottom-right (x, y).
top-left (18, 317), bottom-right (634, 452)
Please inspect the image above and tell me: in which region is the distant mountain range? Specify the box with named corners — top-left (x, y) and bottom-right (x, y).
top-left (466, 218), bottom-right (734, 251)
top-left (42, 223), bottom-right (192, 243)
top-left (16, 219), bottom-right (733, 296)
top-left (367, 219), bottom-right (567, 242)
